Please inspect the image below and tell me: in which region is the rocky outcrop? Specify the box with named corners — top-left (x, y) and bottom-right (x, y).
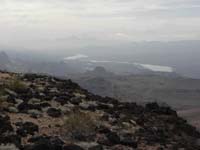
top-left (0, 72), bottom-right (200, 150)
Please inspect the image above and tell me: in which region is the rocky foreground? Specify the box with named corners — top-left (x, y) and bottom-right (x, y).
top-left (0, 71), bottom-right (200, 150)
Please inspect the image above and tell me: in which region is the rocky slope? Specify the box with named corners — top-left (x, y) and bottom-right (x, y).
top-left (0, 71), bottom-right (200, 150)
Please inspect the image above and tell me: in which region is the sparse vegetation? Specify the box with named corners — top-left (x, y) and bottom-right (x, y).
top-left (0, 96), bottom-right (7, 110)
top-left (62, 110), bottom-right (98, 140)
top-left (6, 78), bottom-right (27, 92)
top-left (0, 86), bottom-right (6, 110)
top-left (0, 144), bottom-right (19, 150)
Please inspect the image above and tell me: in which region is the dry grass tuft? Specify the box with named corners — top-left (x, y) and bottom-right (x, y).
top-left (0, 144), bottom-right (19, 150)
top-left (62, 110), bottom-right (99, 141)
top-left (6, 78), bottom-right (27, 92)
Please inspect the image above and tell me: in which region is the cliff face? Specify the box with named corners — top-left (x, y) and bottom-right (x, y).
top-left (0, 71), bottom-right (200, 150)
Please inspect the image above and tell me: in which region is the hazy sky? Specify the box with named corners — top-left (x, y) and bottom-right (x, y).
top-left (0, 0), bottom-right (200, 50)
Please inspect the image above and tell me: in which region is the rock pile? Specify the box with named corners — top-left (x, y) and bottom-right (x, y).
top-left (0, 72), bottom-right (199, 150)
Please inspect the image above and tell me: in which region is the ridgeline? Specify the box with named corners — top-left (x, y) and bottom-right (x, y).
top-left (0, 71), bottom-right (199, 150)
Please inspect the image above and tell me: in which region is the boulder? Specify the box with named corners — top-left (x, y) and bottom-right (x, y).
top-left (55, 96), bottom-right (71, 105)
top-left (17, 102), bottom-right (41, 113)
top-left (47, 108), bottom-right (62, 118)
top-left (39, 102), bottom-right (51, 108)
top-left (0, 115), bottom-right (13, 134)
top-left (111, 145), bottom-right (134, 150)
top-left (29, 98), bottom-right (41, 104)
top-left (0, 134), bottom-right (21, 148)
top-left (15, 99), bottom-right (24, 105)
top-left (97, 134), bottom-right (110, 146)
top-left (16, 122), bottom-right (39, 137)
top-left (79, 101), bottom-right (97, 111)
top-left (27, 136), bottom-right (64, 150)
top-left (28, 136), bottom-right (49, 143)
top-left (97, 126), bottom-right (111, 134)
top-left (119, 134), bottom-right (137, 148)
top-left (5, 89), bottom-right (17, 97)
top-left (106, 132), bottom-right (120, 145)
top-left (28, 109), bottom-right (42, 118)
top-left (7, 95), bottom-right (17, 104)
top-left (8, 106), bottom-right (19, 113)
top-left (70, 97), bottom-right (82, 105)
top-left (23, 142), bottom-right (53, 150)
top-left (63, 144), bottom-right (84, 150)
top-left (88, 145), bottom-right (103, 150)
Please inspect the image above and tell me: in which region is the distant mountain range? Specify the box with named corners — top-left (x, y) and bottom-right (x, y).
top-left (3, 40), bottom-right (200, 78)
top-left (63, 54), bottom-right (177, 76)
top-left (0, 51), bottom-right (179, 77)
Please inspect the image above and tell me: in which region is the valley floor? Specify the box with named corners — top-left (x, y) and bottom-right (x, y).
top-left (178, 107), bottom-right (200, 130)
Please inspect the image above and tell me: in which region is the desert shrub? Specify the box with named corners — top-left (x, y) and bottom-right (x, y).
top-left (0, 83), bottom-right (7, 109)
top-left (62, 110), bottom-right (98, 141)
top-left (0, 144), bottom-right (19, 150)
top-left (6, 78), bottom-right (27, 92)
top-left (0, 96), bottom-right (9, 111)
top-left (0, 83), bottom-right (6, 95)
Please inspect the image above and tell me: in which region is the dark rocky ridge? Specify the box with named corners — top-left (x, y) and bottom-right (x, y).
top-left (0, 71), bottom-right (200, 150)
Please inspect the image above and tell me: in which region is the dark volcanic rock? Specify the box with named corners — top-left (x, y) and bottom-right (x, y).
top-left (16, 122), bottom-right (39, 137)
top-left (26, 136), bottom-right (64, 150)
top-left (23, 74), bottom-right (47, 81)
top-left (119, 134), bottom-right (137, 148)
top-left (47, 108), bottom-right (62, 117)
top-left (28, 136), bottom-right (50, 143)
top-left (97, 126), bottom-right (111, 134)
top-left (106, 132), bottom-right (121, 145)
top-left (55, 95), bottom-right (71, 105)
top-left (0, 134), bottom-right (22, 148)
top-left (70, 97), bottom-right (82, 105)
top-left (145, 102), bottom-right (177, 115)
top-left (0, 114), bottom-right (13, 133)
top-left (63, 144), bottom-right (84, 150)
top-left (88, 145), bottom-right (103, 150)
top-left (17, 102), bottom-right (42, 113)
top-left (6, 95), bottom-right (17, 104)
top-left (39, 102), bottom-right (51, 108)
top-left (17, 101), bottom-right (50, 113)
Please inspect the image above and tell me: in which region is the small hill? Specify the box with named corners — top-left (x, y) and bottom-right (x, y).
top-left (0, 71), bottom-right (200, 150)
